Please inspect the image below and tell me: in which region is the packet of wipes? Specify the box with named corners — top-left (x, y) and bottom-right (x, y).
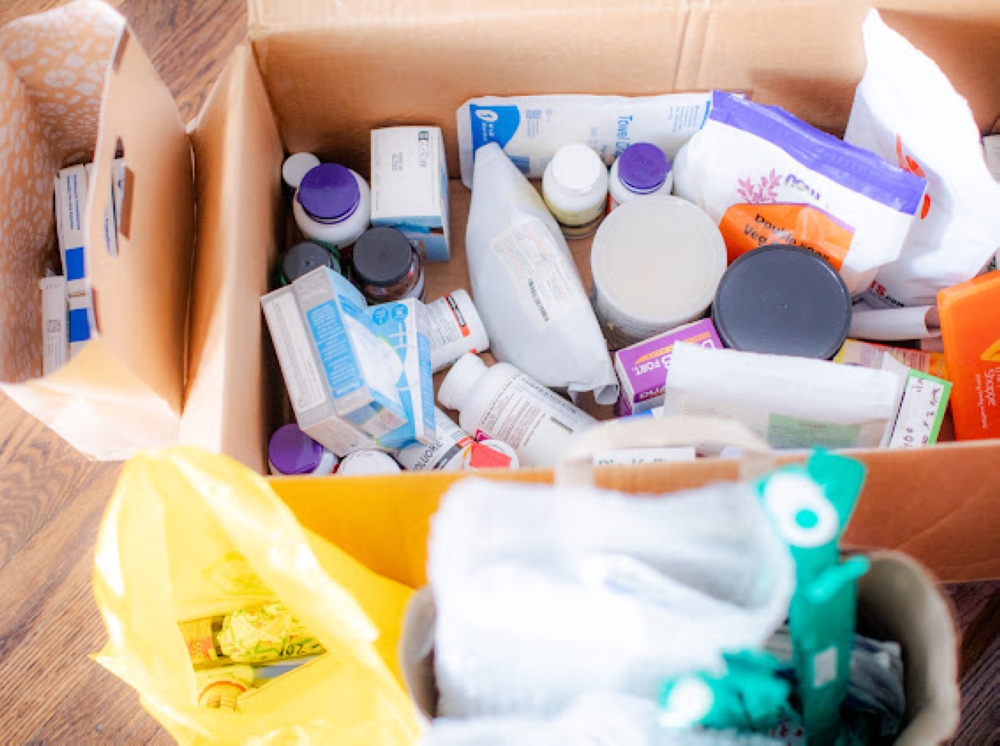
top-left (674, 92), bottom-right (926, 295)
top-left (846, 12), bottom-right (1000, 308)
top-left (662, 343), bottom-right (904, 450)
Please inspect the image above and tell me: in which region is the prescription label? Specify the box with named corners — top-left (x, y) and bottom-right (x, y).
top-left (491, 219), bottom-right (587, 333)
top-left (889, 370), bottom-right (951, 449)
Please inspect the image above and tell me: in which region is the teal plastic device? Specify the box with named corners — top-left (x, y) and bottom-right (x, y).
top-left (755, 451), bottom-right (869, 746)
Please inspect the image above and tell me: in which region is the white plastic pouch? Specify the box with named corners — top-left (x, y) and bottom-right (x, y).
top-left (673, 92), bottom-right (926, 296)
top-left (466, 143), bottom-right (619, 403)
top-left (428, 476), bottom-right (794, 718)
top-left (457, 93), bottom-right (715, 188)
top-left (661, 343), bottom-right (904, 450)
top-left (846, 11), bottom-right (1000, 308)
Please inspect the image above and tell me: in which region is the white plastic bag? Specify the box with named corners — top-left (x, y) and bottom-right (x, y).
top-left (846, 11), bottom-right (1000, 308)
top-left (457, 93), bottom-right (715, 188)
top-left (428, 476), bottom-right (794, 718)
top-left (466, 143), bottom-right (619, 403)
top-left (661, 343), bottom-right (903, 450)
top-left (673, 92), bottom-right (926, 296)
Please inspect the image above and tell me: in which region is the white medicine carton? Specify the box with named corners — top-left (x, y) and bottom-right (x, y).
top-left (55, 165), bottom-right (89, 297)
top-left (371, 126), bottom-right (451, 262)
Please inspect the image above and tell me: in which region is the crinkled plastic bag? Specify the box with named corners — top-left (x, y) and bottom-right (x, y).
top-left (428, 477), bottom-right (794, 719)
top-left (92, 447), bottom-right (421, 744)
top-left (466, 143), bottom-right (619, 403)
top-left (846, 11), bottom-right (1000, 308)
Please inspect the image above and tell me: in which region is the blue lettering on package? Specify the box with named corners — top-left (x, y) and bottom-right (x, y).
top-left (469, 104), bottom-right (521, 153)
top-left (65, 246), bottom-right (85, 281)
top-left (418, 332), bottom-right (434, 428)
top-left (68, 307), bottom-right (90, 342)
top-left (308, 302), bottom-right (362, 398)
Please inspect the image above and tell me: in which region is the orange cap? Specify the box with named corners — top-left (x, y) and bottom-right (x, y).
top-left (938, 272), bottom-right (1000, 441)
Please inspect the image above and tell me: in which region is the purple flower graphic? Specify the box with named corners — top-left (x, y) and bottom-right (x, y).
top-left (736, 170), bottom-right (782, 204)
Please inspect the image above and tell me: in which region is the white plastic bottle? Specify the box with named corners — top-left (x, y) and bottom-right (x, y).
top-left (293, 162), bottom-right (371, 252)
top-left (426, 290), bottom-right (490, 372)
top-left (395, 408), bottom-right (474, 472)
top-left (541, 143), bottom-right (609, 239)
top-left (282, 152), bottom-right (321, 190)
top-left (608, 142), bottom-right (673, 211)
top-left (437, 353), bottom-right (597, 467)
top-left (337, 449), bottom-right (401, 476)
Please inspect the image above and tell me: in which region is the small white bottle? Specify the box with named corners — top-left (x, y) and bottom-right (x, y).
top-left (426, 289), bottom-right (490, 372)
top-left (437, 353), bottom-right (597, 468)
top-left (608, 142), bottom-right (673, 211)
top-left (395, 408), bottom-right (474, 472)
top-left (293, 162), bottom-right (371, 252)
top-left (337, 449), bottom-right (401, 476)
top-left (268, 424), bottom-right (339, 476)
top-left (542, 143), bottom-right (609, 240)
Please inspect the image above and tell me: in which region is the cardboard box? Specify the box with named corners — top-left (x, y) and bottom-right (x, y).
top-left (2, 1), bottom-right (1000, 581)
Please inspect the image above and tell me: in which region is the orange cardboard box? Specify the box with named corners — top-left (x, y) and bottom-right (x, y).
top-left (1, 1), bottom-right (1000, 582)
top-left (939, 271), bottom-right (1000, 441)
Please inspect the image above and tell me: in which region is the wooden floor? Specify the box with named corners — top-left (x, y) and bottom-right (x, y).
top-left (0, 1), bottom-right (996, 743)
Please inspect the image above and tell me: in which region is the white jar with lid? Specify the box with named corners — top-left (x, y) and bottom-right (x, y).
top-left (293, 162), bottom-right (371, 253)
top-left (267, 423), bottom-right (339, 475)
top-left (541, 143), bottom-right (609, 239)
top-left (591, 195), bottom-right (726, 349)
top-left (608, 142), bottom-right (673, 211)
top-left (282, 152), bottom-right (321, 190)
top-left (437, 353), bottom-right (596, 467)
top-left (337, 449), bottom-right (401, 476)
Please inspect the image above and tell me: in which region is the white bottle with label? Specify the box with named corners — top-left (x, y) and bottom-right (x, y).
top-left (395, 408), bottom-right (474, 472)
top-left (541, 143), bottom-right (609, 239)
top-left (437, 353), bottom-right (597, 468)
top-left (426, 289), bottom-right (490, 372)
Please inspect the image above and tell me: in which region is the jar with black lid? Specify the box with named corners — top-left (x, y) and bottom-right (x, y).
top-left (351, 226), bottom-right (425, 303)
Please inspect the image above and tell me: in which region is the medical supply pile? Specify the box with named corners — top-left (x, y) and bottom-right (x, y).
top-left (261, 11), bottom-right (998, 476)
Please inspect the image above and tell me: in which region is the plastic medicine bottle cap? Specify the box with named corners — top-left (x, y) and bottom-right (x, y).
top-left (438, 353), bottom-right (488, 411)
top-left (296, 163), bottom-right (361, 222)
top-left (618, 143), bottom-right (669, 193)
top-left (282, 152), bottom-right (321, 190)
top-left (352, 227), bottom-right (414, 286)
top-left (712, 244), bottom-right (852, 359)
top-left (551, 143), bottom-right (604, 195)
top-left (268, 424), bottom-right (328, 475)
top-left (282, 242), bottom-right (337, 283)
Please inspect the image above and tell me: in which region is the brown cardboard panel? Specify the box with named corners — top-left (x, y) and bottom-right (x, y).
top-left (0, 55), bottom-right (59, 383)
top-left (86, 26), bottom-right (195, 415)
top-left (249, 5), bottom-right (691, 178)
top-left (182, 45), bottom-right (284, 472)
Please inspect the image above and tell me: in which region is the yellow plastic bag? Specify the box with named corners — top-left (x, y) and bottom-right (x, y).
top-left (93, 446), bottom-right (422, 744)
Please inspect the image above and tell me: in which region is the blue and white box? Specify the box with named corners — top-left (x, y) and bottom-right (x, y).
top-left (371, 126), bottom-right (451, 262)
top-left (369, 299), bottom-right (436, 449)
top-left (55, 165), bottom-right (89, 296)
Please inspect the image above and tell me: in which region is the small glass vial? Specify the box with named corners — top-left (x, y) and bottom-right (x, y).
top-left (280, 241), bottom-right (341, 285)
top-left (542, 143), bottom-right (609, 239)
top-left (351, 226), bottom-right (425, 303)
top-left (268, 424), bottom-right (339, 475)
top-left (293, 163), bottom-right (371, 255)
top-left (608, 142), bottom-right (673, 211)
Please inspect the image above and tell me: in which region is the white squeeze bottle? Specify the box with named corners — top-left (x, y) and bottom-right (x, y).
top-left (437, 353), bottom-right (597, 468)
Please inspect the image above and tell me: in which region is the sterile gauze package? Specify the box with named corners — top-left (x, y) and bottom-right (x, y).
top-left (845, 11), bottom-right (1000, 309)
top-left (457, 92), bottom-right (716, 188)
top-left (662, 343), bottom-right (904, 450)
top-left (428, 477), bottom-right (794, 718)
top-left (466, 143), bottom-right (619, 403)
top-left (673, 92), bottom-right (927, 296)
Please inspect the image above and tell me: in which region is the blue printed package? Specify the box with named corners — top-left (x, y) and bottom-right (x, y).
top-left (456, 92), bottom-right (717, 188)
top-left (68, 292), bottom-right (92, 359)
top-left (369, 299), bottom-right (436, 449)
top-left (55, 165), bottom-right (89, 296)
top-left (262, 267), bottom-right (407, 443)
top-left (371, 127), bottom-right (451, 262)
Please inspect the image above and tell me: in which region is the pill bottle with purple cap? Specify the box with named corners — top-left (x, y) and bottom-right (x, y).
top-left (292, 162), bottom-right (371, 257)
top-left (608, 142), bottom-right (673, 211)
top-left (268, 424), bottom-right (339, 475)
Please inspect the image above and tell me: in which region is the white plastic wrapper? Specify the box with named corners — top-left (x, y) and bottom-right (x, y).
top-left (457, 93), bottom-right (715, 187)
top-left (846, 11), bottom-right (1000, 308)
top-left (662, 343), bottom-right (904, 450)
top-left (849, 303), bottom-right (940, 341)
top-left (428, 477), bottom-right (794, 718)
top-left (673, 92), bottom-right (926, 296)
top-left (466, 143), bottom-right (618, 404)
